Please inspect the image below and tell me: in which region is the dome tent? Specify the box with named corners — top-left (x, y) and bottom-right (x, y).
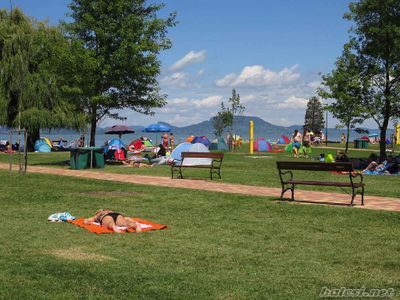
top-left (34, 138), bottom-right (51, 152)
top-left (277, 135), bottom-right (290, 144)
top-left (191, 136), bottom-right (211, 147)
top-left (170, 142), bottom-right (212, 166)
top-left (209, 138), bottom-right (228, 151)
top-left (253, 138), bottom-right (270, 152)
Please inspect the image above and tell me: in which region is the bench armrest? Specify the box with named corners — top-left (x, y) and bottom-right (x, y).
top-left (350, 172), bottom-right (363, 185)
top-left (278, 170), bottom-right (293, 182)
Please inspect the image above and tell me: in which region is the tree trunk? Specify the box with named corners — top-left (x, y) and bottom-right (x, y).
top-left (27, 128), bottom-right (40, 152)
top-left (379, 121), bottom-right (388, 162)
top-left (345, 125), bottom-right (350, 153)
top-left (89, 117), bottom-right (96, 147)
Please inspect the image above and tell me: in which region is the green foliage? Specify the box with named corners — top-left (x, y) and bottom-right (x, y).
top-left (303, 96), bottom-right (325, 133)
top-left (343, 0), bottom-right (400, 159)
top-left (63, 0), bottom-right (177, 145)
top-left (319, 44), bottom-right (368, 151)
top-left (0, 9), bottom-right (86, 149)
top-left (212, 89), bottom-right (245, 137)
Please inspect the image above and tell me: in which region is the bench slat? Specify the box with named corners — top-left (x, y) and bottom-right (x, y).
top-left (277, 161), bottom-right (353, 172)
top-left (181, 152), bottom-right (224, 159)
top-left (283, 180), bottom-right (363, 188)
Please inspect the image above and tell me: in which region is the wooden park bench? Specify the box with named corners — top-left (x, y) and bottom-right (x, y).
top-left (171, 152), bottom-right (224, 180)
top-left (276, 161), bottom-right (365, 205)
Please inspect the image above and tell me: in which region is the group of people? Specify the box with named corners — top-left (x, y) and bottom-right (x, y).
top-left (291, 129), bottom-right (314, 158)
top-left (0, 141), bottom-right (19, 152)
top-left (162, 133), bottom-right (175, 151)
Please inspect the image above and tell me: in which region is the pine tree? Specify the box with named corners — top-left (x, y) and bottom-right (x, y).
top-left (304, 97), bottom-right (325, 133)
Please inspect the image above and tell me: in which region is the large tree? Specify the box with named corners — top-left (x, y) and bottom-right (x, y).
top-left (319, 44), bottom-right (368, 152)
top-left (0, 8), bottom-right (84, 151)
top-left (303, 96), bottom-right (325, 133)
top-left (64, 0), bottom-right (176, 146)
top-left (343, 0), bottom-right (400, 159)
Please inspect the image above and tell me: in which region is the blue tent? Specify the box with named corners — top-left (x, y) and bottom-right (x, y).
top-left (256, 139), bottom-right (268, 152)
top-left (170, 142), bottom-right (192, 161)
top-left (142, 123), bottom-right (171, 133)
top-left (34, 139), bottom-right (51, 153)
top-left (191, 136), bottom-right (211, 147)
top-left (105, 139), bottom-right (126, 153)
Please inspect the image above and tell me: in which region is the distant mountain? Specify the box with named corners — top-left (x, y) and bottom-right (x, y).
top-left (1, 116), bottom-right (389, 143)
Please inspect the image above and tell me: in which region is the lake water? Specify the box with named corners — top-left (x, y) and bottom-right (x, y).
top-left (0, 129), bottom-right (393, 147)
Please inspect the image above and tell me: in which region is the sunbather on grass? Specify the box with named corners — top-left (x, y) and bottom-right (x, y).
top-left (84, 209), bottom-right (142, 233)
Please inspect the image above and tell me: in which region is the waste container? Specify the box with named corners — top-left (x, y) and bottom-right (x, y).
top-left (354, 139), bottom-right (369, 149)
top-left (70, 148), bottom-right (90, 169)
top-left (89, 147), bottom-right (105, 168)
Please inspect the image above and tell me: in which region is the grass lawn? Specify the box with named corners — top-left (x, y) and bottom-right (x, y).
top-left (0, 170), bottom-right (399, 299)
top-left (1, 143), bottom-right (399, 198)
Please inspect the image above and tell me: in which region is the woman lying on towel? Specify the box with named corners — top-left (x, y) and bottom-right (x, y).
top-left (84, 209), bottom-right (141, 233)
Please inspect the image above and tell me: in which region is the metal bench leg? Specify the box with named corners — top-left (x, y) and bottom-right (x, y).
top-left (351, 187), bottom-right (355, 206)
top-left (361, 186), bottom-right (365, 206)
top-left (291, 185), bottom-right (295, 201)
top-left (179, 166), bottom-right (183, 179)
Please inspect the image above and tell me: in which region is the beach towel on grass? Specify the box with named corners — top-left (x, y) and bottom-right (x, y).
top-left (69, 218), bottom-right (167, 234)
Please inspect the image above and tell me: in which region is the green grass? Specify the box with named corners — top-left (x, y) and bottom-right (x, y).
top-left (0, 170), bottom-right (399, 299)
top-left (1, 143), bottom-right (399, 198)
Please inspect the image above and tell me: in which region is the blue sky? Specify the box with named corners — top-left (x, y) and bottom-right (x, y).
top-left (2, 0), bottom-right (364, 128)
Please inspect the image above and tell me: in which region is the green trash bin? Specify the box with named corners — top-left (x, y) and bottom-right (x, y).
top-left (354, 139), bottom-right (369, 149)
top-left (70, 148), bottom-right (90, 169)
top-left (91, 147), bottom-right (105, 168)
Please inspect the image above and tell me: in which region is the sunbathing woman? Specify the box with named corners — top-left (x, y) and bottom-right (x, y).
top-left (83, 209), bottom-right (141, 233)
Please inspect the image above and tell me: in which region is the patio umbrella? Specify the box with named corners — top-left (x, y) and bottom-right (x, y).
top-left (142, 123), bottom-right (171, 145)
top-left (105, 125), bottom-right (135, 139)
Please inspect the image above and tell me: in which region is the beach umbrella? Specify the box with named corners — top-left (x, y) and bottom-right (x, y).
top-left (142, 123), bottom-right (171, 133)
top-left (105, 125), bottom-right (135, 139)
top-left (142, 123), bottom-right (171, 144)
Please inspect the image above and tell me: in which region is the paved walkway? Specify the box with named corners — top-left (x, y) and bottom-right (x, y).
top-left (1, 163), bottom-right (400, 213)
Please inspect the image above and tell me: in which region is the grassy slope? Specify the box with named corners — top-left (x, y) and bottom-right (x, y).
top-left (1, 143), bottom-right (399, 198)
top-left (0, 171), bottom-right (399, 299)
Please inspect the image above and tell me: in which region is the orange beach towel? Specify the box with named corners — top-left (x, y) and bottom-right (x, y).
top-left (69, 218), bottom-right (167, 234)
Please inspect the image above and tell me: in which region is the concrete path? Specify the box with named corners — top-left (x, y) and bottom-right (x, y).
top-left (1, 163), bottom-right (399, 213)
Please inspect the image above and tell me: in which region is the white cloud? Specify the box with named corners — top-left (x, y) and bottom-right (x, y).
top-left (197, 69), bottom-right (205, 76)
top-left (193, 95), bottom-right (223, 108)
top-left (307, 80), bottom-right (321, 90)
top-left (170, 50), bottom-right (206, 71)
top-left (215, 65), bottom-right (300, 87)
top-left (275, 96), bottom-right (308, 109)
top-left (161, 72), bottom-right (196, 88)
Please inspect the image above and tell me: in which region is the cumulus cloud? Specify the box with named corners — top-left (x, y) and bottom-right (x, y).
top-left (170, 50), bottom-right (206, 71)
top-left (193, 95), bottom-right (223, 108)
top-left (161, 72), bottom-right (198, 88)
top-left (307, 80), bottom-right (321, 90)
top-left (275, 96), bottom-right (308, 109)
top-left (215, 65), bottom-right (300, 87)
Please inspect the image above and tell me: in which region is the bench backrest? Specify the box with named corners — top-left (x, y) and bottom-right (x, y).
top-left (181, 152), bottom-right (224, 159)
top-left (276, 161), bottom-right (353, 172)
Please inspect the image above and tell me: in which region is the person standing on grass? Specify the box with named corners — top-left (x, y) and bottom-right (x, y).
top-left (292, 129), bottom-right (302, 158)
top-left (302, 129), bottom-right (311, 158)
top-left (341, 132), bottom-right (346, 144)
top-left (162, 133), bottom-right (169, 149)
